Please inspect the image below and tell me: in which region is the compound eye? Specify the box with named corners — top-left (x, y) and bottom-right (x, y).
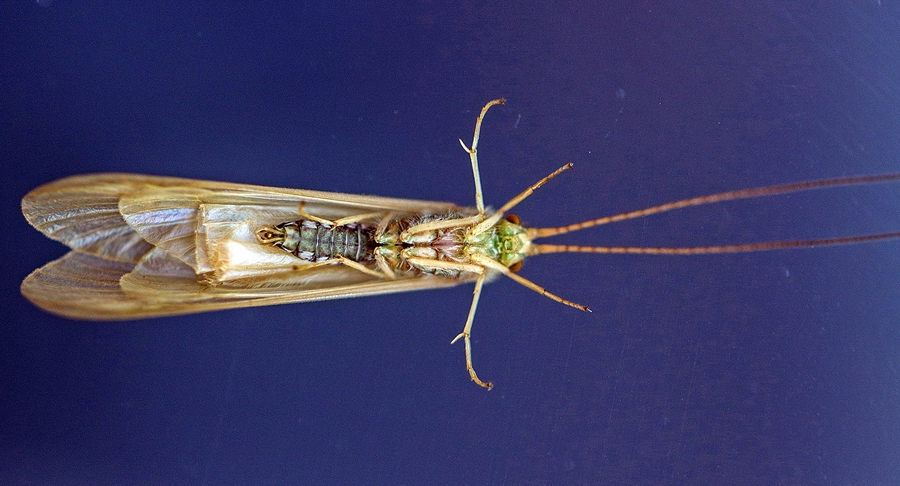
top-left (505, 213), bottom-right (521, 225)
top-left (509, 261), bottom-right (523, 273)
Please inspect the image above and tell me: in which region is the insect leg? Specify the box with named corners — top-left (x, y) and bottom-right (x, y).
top-left (469, 253), bottom-right (591, 312)
top-left (331, 212), bottom-right (389, 227)
top-left (296, 203), bottom-right (334, 226)
top-left (470, 163), bottom-right (573, 236)
top-left (297, 203), bottom-right (385, 227)
top-left (459, 98), bottom-right (505, 215)
top-left (400, 214), bottom-right (484, 241)
top-left (332, 256), bottom-right (390, 278)
top-left (285, 255), bottom-right (389, 279)
top-left (403, 257), bottom-right (487, 275)
top-left (403, 255), bottom-right (494, 388)
top-left (450, 273), bottom-right (493, 389)
top-left (375, 212), bottom-right (397, 237)
top-left (373, 251), bottom-right (397, 279)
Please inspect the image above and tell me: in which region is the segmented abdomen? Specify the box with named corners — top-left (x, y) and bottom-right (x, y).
top-left (271, 220), bottom-right (375, 262)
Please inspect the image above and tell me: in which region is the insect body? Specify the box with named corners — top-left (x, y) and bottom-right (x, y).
top-left (256, 220), bottom-right (375, 263)
top-left (21, 99), bottom-right (900, 389)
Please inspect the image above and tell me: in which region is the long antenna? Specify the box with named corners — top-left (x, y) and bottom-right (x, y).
top-left (532, 231), bottom-right (900, 256)
top-left (529, 173), bottom-right (900, 239)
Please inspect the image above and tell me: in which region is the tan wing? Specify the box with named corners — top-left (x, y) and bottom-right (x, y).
top-left (22, 250), bottom-right (469, 320)
top-left (23, 173), bottom-right (464, 255)
top-left (21, 175), bottom-right (157, 262)
top-left (21, 173), bottom-right (473, 320)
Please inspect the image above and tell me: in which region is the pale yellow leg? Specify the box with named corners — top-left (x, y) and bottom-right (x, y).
top-left (297, 203), bottom-right (386, 227)
top-left (470, 163), bottom-right (574, 236)
top-left (332, 212), bottom-right (389, 227)
top-left (469, 254), bottom-right (591, 312)
top-left (401, 214), bottom-right (484, 241)
top-left (396, 254), bottom-right (494, 388)
top-left (284, 255), bottom-right (389, 280)
top-left (333, 255), bottom-right (389, 279)
top-left (459, 98), bottom-right (505, 215)
top-left (375, 212), bottom-right (397, 238)
top-left (403, 256), bottom-right (486, 276)
top-left (373, 252), bottom-right (397, 279)
top-left (450, 273), bottom-right (493, 389)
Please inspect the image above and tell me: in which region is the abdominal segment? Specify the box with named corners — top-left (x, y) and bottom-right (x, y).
top-left (255, 211), bottom-right (475, 278)
top-left (257, 220), bottom-right (376, 262)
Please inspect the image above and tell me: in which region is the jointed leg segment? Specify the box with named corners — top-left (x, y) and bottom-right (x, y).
top-left (459, 98), bottom-right (505, 215)
top-left (297, 203), bottom-right (386, 227)
top-left (451, 273), bottom-right (493, 389)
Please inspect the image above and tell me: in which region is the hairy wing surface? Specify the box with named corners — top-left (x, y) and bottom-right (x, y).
top-left (22, 249), bottom-right (468, 320)
top-left (22, 173), bottom-right (473, 320)
top-left (21, 175), bottom-right (155, 262)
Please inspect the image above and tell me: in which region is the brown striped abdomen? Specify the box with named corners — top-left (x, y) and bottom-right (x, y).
top-left (263, 220), bottom-right (376, 262)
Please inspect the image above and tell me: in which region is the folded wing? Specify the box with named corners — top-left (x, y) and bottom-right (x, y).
top-left (21, 173), bottom-right (470, 320)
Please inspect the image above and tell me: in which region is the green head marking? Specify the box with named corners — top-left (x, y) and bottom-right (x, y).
top-left (493, 219), bottom-right (531, 268)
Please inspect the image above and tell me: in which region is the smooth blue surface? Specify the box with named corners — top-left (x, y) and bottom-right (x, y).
top-left (3, 2), bottom-right (900, 484)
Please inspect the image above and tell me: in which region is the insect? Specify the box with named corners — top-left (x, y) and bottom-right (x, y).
top-left (21, 99), bottom-right (900, 389)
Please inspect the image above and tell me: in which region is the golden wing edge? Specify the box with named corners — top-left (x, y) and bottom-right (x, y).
top-left (21, 250), bottom-right (470, 321)
top-left (21, 174), bottom-right (156, 262)
top-left (22, 172), bottom-right (470, 265)
top-left (23, 173), bottom-right (466, 221)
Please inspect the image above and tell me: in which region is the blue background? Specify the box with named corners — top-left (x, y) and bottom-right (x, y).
top-left (3, 1), bottom-right (900, 484)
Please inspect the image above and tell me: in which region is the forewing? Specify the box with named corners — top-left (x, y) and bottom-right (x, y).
top-left (21, 251), bottom-right (143, 319)
top-left (22, 249), bottom-right (469, 320)
top-left (22, 173), bottom-right (466, 264)
top-left (21, 175), bottom-right (155, 262)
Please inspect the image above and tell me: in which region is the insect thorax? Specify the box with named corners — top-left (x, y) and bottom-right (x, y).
top-left (376, 213), bottom-right (471, 276)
